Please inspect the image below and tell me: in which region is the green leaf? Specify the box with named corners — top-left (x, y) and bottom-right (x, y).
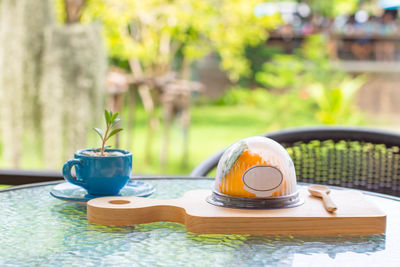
top-left (111, 112), bottom-right (118, 122)
top-left (111, 118), bottom-right (121, 127)
top-left (104, 110), bottom-right (111, 124)
top-left (93, 127), bottom-right (103, 140)
top-left (106, 128), bottom-right (123, 141)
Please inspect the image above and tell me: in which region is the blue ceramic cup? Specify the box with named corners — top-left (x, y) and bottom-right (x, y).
top-left (62, 148), bottom-right (132, 196)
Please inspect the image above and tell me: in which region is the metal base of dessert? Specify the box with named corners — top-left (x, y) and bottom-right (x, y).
top-left (207, 190), bottom-right (304, 209)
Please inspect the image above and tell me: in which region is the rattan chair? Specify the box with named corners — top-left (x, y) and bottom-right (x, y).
top-left (190, 127), bottom-right (400, 196)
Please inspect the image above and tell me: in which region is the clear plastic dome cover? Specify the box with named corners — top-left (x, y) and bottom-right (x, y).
top-left (208, 136), bottom-right (302, 209)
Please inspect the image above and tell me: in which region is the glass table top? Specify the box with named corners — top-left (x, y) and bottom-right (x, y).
top-left (1, 178), bottom-right (400, 266)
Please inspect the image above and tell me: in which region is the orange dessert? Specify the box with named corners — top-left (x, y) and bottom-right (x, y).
top-left (214, 136), bottom-right (297, 199)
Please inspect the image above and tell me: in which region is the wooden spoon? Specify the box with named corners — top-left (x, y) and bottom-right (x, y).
top-left (308, 184), bottom-right (337, 212)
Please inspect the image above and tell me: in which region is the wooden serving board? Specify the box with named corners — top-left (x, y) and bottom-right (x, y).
top-left (87, 189), bottom-right (386, 235)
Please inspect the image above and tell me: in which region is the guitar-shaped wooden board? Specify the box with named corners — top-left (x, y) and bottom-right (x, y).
top-left (87, 189), bottom-right (386, 235)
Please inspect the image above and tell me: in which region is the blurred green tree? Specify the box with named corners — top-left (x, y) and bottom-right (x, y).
top-left (82, 0), bottom-right (282, 81)
top-left (305, 0), bottom-right (358, 18)
top-left (256, 34), bottom-right (365, 125)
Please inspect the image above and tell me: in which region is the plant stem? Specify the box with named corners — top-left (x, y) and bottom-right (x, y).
top-left (101, 124), bottom-right (110, 156)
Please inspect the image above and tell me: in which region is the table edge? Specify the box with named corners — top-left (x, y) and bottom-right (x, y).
top-left (0, 176), bottom-right (213, 192)
top-left (1, 178), bottom-right (399, 202)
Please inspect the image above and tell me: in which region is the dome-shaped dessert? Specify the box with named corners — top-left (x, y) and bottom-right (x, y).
top-left (207, 136), bottom-right (303, 209)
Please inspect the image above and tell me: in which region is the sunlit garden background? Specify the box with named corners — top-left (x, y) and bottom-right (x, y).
top-left (1, 0), bottom-right (400, 175)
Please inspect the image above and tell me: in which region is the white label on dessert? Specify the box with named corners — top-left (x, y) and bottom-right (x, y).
top-left (242, 165), bottom-right (283, 197)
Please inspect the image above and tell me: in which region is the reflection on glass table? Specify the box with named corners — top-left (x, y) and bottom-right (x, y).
top-left (0, 177), bottom-right (399, 266)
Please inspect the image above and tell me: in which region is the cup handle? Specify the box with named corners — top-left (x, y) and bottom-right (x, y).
top-left (62, 159), bottom-right (85, 187)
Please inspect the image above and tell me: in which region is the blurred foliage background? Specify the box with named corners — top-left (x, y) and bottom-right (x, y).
top-left (1, 0), bottom-right (398, 175)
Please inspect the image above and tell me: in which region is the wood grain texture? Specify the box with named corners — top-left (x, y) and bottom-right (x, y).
top-left (87, 189), bottom-right (386, 235)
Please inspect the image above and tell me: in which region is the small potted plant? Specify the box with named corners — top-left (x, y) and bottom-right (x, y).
top-left (62, 110), bottom-right (132, 196)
